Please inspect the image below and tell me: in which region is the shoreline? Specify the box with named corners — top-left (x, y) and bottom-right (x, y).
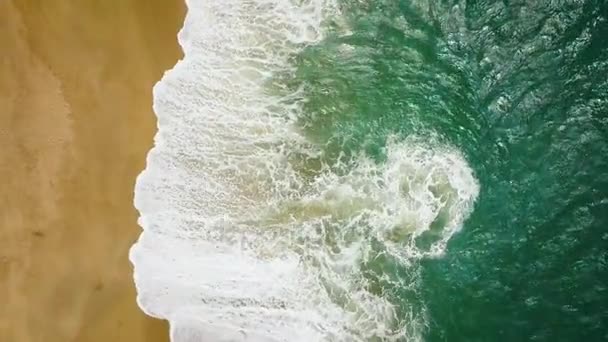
top-left (0, 1), bottom-right (184, 341)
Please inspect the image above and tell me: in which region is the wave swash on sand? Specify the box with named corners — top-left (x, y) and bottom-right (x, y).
top-left (130, 1), bottom-right (479, 341)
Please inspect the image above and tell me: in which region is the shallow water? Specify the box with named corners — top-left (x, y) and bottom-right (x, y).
top-left (131, 0), bottom-right (608, 340)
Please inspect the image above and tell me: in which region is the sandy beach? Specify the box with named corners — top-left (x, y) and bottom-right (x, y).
top-left (0, 1), bottom-right (184, 341)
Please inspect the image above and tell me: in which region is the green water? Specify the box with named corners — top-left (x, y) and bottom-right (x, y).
top-left (288, 0), bottom-right (608, 340)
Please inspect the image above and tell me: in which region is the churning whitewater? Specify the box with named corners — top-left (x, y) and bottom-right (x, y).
top-left (131, 1), bottom-right (479, 341)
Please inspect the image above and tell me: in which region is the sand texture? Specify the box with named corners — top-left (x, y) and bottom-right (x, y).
top-left (0, 1), bottom-right (184, 341)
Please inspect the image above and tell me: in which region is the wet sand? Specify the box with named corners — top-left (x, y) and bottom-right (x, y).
top-left (0, 1), bottom-right (184, 341)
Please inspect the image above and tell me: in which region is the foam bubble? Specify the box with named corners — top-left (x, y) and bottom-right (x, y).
top-left (258, 137), bottom-right (479, 338)
top-left (274, 137), bottom-right (480, 258)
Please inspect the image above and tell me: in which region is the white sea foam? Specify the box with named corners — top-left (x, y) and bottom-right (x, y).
top-left (131, 1), bottom-right (479, 341)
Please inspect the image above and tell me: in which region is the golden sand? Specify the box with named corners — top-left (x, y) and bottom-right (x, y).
top-left (0, 1), bottom-right (184, 341)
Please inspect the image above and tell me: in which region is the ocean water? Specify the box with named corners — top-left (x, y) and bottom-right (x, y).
top-left (130, 0), bottom-right (608, 341)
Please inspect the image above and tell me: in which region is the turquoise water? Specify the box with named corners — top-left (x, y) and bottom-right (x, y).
top-left (133, 0), bottom-right (607, 340)
top-left (287, 0), bottom-right (608, 340)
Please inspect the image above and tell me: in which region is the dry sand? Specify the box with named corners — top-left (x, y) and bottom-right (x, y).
top-left (1, 1), bottom-right (184, 341)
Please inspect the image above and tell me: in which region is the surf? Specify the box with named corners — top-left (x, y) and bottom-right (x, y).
top-left (130, 0), bottom-right (480, 341)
